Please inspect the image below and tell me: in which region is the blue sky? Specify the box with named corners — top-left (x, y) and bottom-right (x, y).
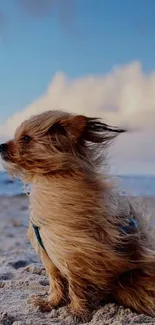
top-left (0, 0), bottom-right (155, 124)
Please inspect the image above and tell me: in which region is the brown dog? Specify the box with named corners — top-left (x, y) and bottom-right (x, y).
top-left (1, 110), bottom-right (155, 321)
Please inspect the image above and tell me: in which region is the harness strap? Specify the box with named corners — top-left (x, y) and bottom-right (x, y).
top-left (31, 217), bottom-right (138, 253)
top-left (120, 217), bottom-right (138, 235)
top-left (32, 224), bottom-right (46, 251)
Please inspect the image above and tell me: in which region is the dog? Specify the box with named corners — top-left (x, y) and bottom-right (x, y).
top-left (1, 110), bottom-right (155, 321)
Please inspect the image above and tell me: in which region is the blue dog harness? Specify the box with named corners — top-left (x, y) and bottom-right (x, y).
top-left (32, 217), bottom-right (138, 252)
top-left (32, 224), bottom-right (46, 251)
top-left (120, 217), bottom-right (138, 234)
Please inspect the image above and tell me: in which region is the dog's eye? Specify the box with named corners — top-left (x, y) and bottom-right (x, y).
top-left (22, 135), bottom-right (31, 143)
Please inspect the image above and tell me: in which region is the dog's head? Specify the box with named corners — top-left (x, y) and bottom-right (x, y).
top-left (0, 110), bottom-right (125, 181)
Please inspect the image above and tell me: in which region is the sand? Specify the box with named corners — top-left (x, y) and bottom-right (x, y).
top-left (1, 195), bottom-right (155, 325)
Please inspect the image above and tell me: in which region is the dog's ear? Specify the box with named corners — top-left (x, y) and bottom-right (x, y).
top-left (48, 115), bottom-right (87, 142)
top-left (48, 115), bottom-right (126, 144)
top-left (84, 118), bottom-right (126, 145)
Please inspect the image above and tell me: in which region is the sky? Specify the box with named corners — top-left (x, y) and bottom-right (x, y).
top-left (0, 0), bottom-right (155, 175)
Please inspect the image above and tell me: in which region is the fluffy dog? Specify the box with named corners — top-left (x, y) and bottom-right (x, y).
top-left (1, 110), bottom-right (155, 321)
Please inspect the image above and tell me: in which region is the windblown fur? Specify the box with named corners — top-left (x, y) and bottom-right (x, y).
top-left (1, 110), bottom-right (155, 321)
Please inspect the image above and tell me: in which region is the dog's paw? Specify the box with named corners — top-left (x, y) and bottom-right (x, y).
top-left (69, 303), bottom-right (92, 323)
top-left (30, 295), bottom-right (52, 313)
top-left (71, 312), bottom-right (92, 324)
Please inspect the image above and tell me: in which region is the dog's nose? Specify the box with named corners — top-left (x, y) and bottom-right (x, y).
top-left (0, 143), bottom-right (8, 153)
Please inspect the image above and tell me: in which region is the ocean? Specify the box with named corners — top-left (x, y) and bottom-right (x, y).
top-left (0, 171), bottom-right (155, 197)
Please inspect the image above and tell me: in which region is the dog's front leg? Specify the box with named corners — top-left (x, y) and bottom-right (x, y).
top-left (28, 223), bottom-right (65, 308)
top-left (40, 248), bottom-right (65, 307)
top-left (68, 274), bottom-right (91, 322)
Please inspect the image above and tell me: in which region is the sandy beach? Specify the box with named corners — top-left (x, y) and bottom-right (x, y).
top-left (1, 195), bottom-right (155, 325)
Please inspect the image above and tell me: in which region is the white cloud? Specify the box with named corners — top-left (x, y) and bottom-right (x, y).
top-left (0, 61), bottom-right (155, 175)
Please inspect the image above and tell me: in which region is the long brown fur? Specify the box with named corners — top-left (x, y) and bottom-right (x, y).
top-left (1, 110), bottom-right (155, 321)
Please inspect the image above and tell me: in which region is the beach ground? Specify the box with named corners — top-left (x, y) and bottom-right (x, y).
top-left (1, 195), bottom-right (155, 325)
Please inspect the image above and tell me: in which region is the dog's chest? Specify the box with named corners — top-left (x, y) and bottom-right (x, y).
top-left (29, 191), bottom-right (73, 276)
top-left (29, 187), bottom-right (62, 224)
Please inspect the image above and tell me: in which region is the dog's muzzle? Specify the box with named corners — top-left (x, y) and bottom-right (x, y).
top-left (0, 143), bottom-right (8, 154)
top-left (0, 143), bottom-right (9, 160)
